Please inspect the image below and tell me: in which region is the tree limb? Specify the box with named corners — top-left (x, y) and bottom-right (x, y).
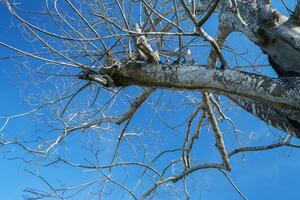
top-left (94, 61), bottom-right (300, 116)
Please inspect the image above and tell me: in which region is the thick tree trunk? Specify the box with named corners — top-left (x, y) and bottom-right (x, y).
top-left (203, 0), bottom-right (300, 136)
top-left (219, 0), bottom-right (300, 76)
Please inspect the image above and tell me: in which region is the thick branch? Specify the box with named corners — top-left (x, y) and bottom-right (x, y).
top-left (96, 61), bottom-right (300, 116)
top-left (231, 96), bottom-right (300, 137)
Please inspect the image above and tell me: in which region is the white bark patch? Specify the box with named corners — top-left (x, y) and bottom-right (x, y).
top-left (251, 103), bottom-right (257, 115)
top-left (269, 83), bottom-right (277, 93)
top-left (256, 80), bottom-right (265, 89)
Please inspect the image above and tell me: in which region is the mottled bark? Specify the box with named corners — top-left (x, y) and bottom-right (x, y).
top-left (198, 0), bottom-right (300, 136)
top-left (231, 97), bottom-right (300, 137)
top-left (84, 61), bottom-right (300, 118)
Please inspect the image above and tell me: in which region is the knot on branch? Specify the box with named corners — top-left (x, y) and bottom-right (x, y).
top-left (78, 59), bottom-right (151, 87)
top-left (257, 6), bottom-right (282, 28)
top-left (78, 65), bottom-right (120, 87)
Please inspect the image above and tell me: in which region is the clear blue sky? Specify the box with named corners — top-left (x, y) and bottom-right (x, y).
top-left (1, 1), bottom-right (300, 200)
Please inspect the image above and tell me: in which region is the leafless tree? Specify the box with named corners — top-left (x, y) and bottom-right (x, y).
top-left (0, 0), bottom-right (300, 199)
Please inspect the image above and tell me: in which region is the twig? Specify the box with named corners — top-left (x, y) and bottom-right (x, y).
top-left (218, 169), bottom-right (248, 200)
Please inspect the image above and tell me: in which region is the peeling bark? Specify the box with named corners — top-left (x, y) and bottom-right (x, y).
top-left (197, 0), bottom-right (300, 136)
top-left (231, 96), bottom-right (300, 137)
top-left (218, 0), bottom-right (300, 75)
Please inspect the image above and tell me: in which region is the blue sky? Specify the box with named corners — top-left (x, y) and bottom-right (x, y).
top-left (1, 1), bottom-right (300, 199)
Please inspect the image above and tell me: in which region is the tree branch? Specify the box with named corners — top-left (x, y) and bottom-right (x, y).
top-left (94, 61), bottom-right (300, 116)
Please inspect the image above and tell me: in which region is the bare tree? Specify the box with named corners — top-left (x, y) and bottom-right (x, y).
top-left (0, 0), bottom-right (300, 199)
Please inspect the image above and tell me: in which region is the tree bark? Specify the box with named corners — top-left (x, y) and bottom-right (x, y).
top-left (91, 61), bottom-right (300, 119)
top-left (197, 0), bottom-right (300, 136)
top-left (216, 0), bottom-right (300, 75)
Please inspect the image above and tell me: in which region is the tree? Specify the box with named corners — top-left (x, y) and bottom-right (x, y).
top-left (0, 0), bottom-right (299, 199)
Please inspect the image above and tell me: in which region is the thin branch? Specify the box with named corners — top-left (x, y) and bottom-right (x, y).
top-left (84, 158), bottom-right (138, 200)
top-left (186, 111), bottom-right (206, 168)
top-left (291, 1), bottom-right (300, 24)
top-left (141, 163), bottom-right (224, 199)
top-left (203, 93), bottom-right (231, 171)
top-left (197, 0), bottom-right (222, 27)
top-left (182, 103), bottom-right (202, 168)
top-left (116, 87), bottom-right (155, 125)
top-left (228, 140), bottom-right (300, 158)
top-left (110, 114), bottom-right (133, 168)
top-left (218, 169), bottom-right (248, 200)
top-left (55, 158), bottom-right (163, 179)
top-left (65, 0), bottom-right (108, 51)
